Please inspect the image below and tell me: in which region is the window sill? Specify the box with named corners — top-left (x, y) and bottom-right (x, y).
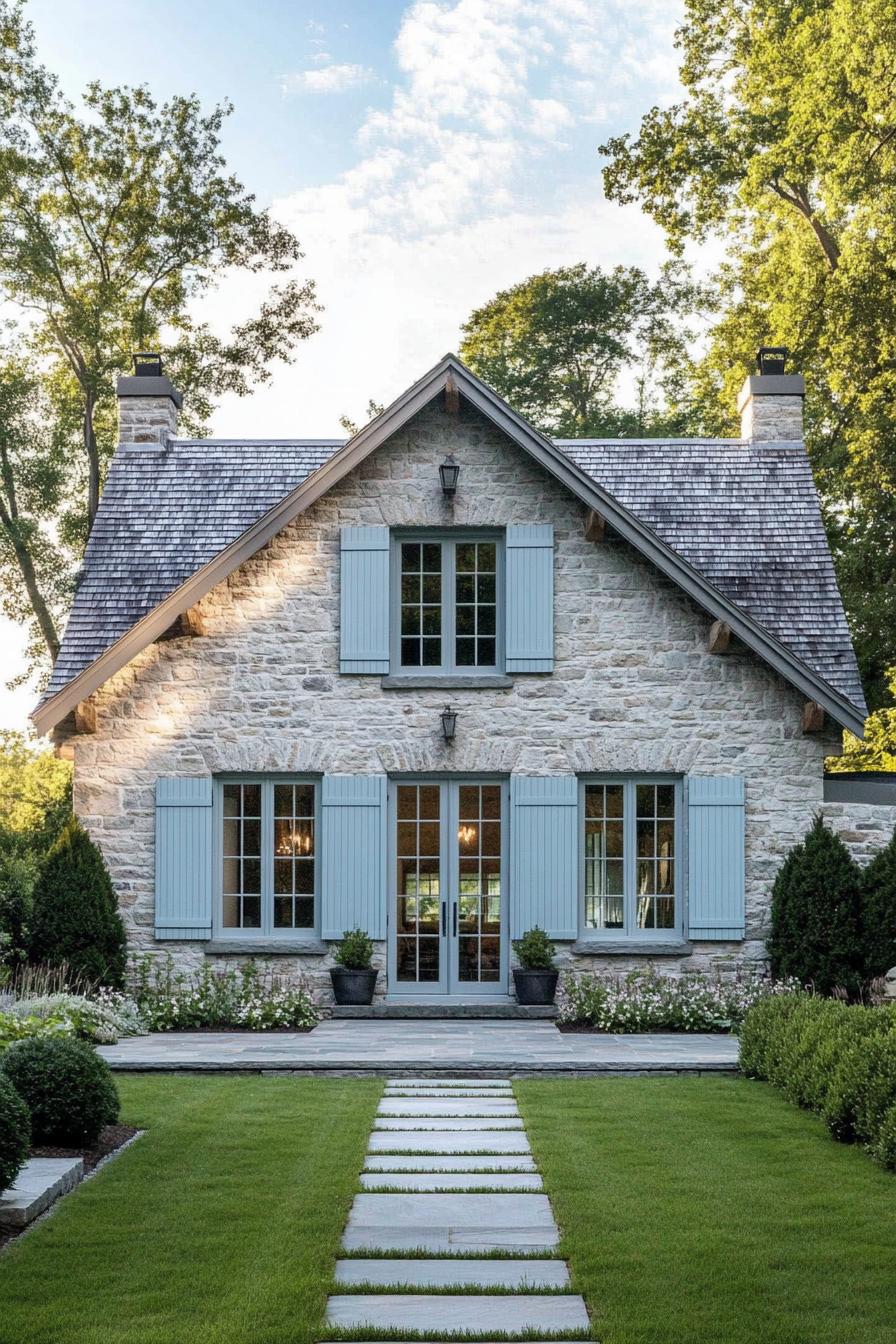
top-left (380, 674), bottom-right (514, 690)
top-left (204, 939), bottom-right (329, 956)
top-left (570, 940), bottom-right (693, 957)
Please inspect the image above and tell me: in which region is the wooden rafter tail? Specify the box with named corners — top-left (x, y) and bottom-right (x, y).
top-left (801, 700), bottom-right (825, 734)
top-left (443, 371), bottom-right (460, 415)
top-left (584, 509), bottom-right (606, 543)
top-left (159, 606), bottom-right (207, 641)
top-left (707, 620), bottom-right (731, 655)
top-left (73, 700), bottom-right (97, 735)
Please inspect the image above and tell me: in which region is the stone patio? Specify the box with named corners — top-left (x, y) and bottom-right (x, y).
top-left (98, 1019), bottom-right (739, 1075)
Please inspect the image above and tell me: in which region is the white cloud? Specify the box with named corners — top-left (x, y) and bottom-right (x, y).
top-left (282, 62), bottom-right (376, 95)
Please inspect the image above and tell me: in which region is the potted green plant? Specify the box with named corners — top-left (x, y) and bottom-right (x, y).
top-left (330, 928), bottom-right (378, 1005)
top-left (512, 926), bottom-right (559, 1005)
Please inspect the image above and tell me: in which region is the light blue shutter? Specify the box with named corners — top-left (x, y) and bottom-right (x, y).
top-left (509, 775), bottom-right (578, 939)
top-left (320, 775), bottom-right (387, 939)
top-left (687, 776), bottom-right (745, 940)
top-left (505, 525), bottom-right (554, 673)
top-left (155, 777), bottom-right (213, 940)
top-left (340, 526), bottom-right (390, 673)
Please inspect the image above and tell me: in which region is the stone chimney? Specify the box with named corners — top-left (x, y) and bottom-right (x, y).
top-left (737, 346), bottom-right (805, 442)
top-left (116, 353), bottom-right (182, 448)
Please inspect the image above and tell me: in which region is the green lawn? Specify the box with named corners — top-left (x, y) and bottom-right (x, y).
top-left (0, 1074), bottom-right (381, 1344)
top-left (516, 1076), bottom-right (896, 1344)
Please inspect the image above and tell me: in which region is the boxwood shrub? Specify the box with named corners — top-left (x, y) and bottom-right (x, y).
top-left (1, 1037), bottom-right (119, 1147)
top-left (740, 995), bottom-right (896, 1170)
top-left (0, 1072), bottom-right (30, 1194)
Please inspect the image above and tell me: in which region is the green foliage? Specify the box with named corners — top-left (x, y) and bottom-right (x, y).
top-left (860, 825), bottom-right (896, 980)
top-left (1, 1036), bottom-right (119, 1146)
top-left (459, 262), bottom-right (697, 436)
top-left (601, 0), bottom-right (896, 718)
top-left (512, 926), bottom-right (556, 970)
top-left (131, 955), bottom-right (317, 1030)
top-left (767, 816), bottom-right (862, 994)
top-left (0, 732), bottom-right (71, 846)
top-left (874, 1103), bottom-right (896, 1170)
top-left (0, 838), bottom-right (37, 968)
top-left (0, 1), bottom-right (319, 677)
top-left (740, 995), bottom-right (896, 1167)
top-left (0, 1070), bottom-right (29, 1194)
top-left (333, 928), bottom-right (375, 971)
top-left (30, 819), bottom-right (126, 989)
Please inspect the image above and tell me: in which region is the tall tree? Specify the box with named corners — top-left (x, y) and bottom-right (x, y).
top-left (601, 0), bottom-right (896, 712)
top-left (0, 0), bottom-right (319, 674)
top-left (459, 263), bottom-right (696, 438)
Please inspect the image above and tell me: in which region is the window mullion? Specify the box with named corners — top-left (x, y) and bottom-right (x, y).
top-left (444, 540), bottom-right (455, 673)
top-left (261, 780), bottom-right (273, 936)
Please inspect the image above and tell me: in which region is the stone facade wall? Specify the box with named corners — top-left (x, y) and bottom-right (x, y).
top-left (66, 400), bottom-right (844, 1003)
top-left (822, 801), bottom-right (896, 866)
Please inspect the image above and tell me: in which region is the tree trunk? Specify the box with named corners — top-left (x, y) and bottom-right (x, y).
top-left (0, 499), bottom-right (60, 661)
top-left (84, 389), bottom-right (101, 529)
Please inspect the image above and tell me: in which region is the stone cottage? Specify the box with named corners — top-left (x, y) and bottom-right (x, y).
top-left (32, 352), bottom-right (887, 1004)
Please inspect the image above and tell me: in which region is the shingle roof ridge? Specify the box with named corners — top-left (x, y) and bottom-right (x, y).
top-left (553, 436), bottom-right (747, 446)
top-left (170, 437), bottom-right (348, 446)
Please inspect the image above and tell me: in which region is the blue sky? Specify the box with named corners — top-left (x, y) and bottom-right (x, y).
top-left (4, 0), bottom-right (685, 728)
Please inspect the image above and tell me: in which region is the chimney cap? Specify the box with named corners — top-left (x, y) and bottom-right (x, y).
top-left (756, 345), bottom-right (788, 376)
top-left (133, 351), bottom-right (163, 378)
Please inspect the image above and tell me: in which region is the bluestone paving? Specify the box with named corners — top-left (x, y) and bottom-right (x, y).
top-left (368, 1130), bottom-right (531, 1153)
top-left (98, 1021), bottom-right (739, 1073)
top-left (360, 1171), bottom-right (544, 1190)
top-left (363, 1154), bottom-right (537, 1172)
top-left (347, 1193), bottom-right (555, 1228)
top-left (325, 1293), bottom-right (590, 1331)
top-left (334, 1258), bottom-right (570, 1289)
top-left (328, 1074), bottom-right (587, 1338)
top-left (377, 1099), bottom-right (520, 1115)
top-left (374, 1116), bottom-right (524, 1130)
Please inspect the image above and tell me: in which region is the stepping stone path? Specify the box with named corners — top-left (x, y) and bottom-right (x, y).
top-left (325, 1077), bottom-right (590, 1340)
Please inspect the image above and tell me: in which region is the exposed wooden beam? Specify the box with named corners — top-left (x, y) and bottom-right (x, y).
top-left (444, 371), bottom-right (460, 416)
top-left (584, 509), bottom-right (606, 543)
top-left (73, 700), bottom-right (97, 734)
top-left (801, 700), bottom-right (826, 734)
top-left (708, 620), bottom-right (732, 655)
top-left (158, 606), bottom-right (207, 640)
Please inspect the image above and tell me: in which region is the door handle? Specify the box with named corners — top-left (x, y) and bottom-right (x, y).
top-left (441, 901), bottom-right (446, 936)
top-left (453, 903), bottom-right (458, 937)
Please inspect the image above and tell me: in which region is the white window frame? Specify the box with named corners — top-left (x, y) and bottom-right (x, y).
top-left (390, 529), bottom-right (505, 676)
top-left (578, 776), bottom-right (683, 941)
top-left (214, 776), bottom-right (320, 939)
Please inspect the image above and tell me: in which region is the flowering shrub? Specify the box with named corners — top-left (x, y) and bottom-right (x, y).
top-left (557, 966), bottom-right (801, 1032)
top-left (131, 956), bottom-right (318, 1031)
top-left (2, 992), bottom-right (143, 1044)
top-left (0, 1008), bottom-right (73, 1047)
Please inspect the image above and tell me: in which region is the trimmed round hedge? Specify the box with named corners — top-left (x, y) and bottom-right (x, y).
top-left (0, 1072), bottom-right (30, 1194)
top-left (1, 1037), bottom-right (119, 1147)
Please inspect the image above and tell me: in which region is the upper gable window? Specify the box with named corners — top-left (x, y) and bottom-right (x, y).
top-left (393, 533), bottom-right (502, 674)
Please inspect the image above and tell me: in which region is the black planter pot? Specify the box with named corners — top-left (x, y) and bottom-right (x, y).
top-left (512, 967), bottom-right (559, 1006)
top-left (330, 967), bottom-right (379, 1006)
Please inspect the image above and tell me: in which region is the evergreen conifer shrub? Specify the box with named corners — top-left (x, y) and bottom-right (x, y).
top-left (767, 816), bottom-right (862, 995)
top-left (861, 825), bottom-right (896, 981)
top-left (29, 819), bottom-right (126, 988)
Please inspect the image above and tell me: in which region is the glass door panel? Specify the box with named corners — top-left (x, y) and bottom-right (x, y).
top-left (393, 783), bottom-right (446, 991)
top-left (390, 780), bottom-right (507, 996)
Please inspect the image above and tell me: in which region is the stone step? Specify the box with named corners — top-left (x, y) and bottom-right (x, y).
top-left (368, 1130), bottom-right (531, 1155)
top-left (383, 1087), bottom-right (515, 1098)
top-left (385, 1078), bottom-right (512, 1087)
top-left (377, 1100), bottom-right (519, 1116)
top-left (360, 1171), bottom-right (544, 1191)
top-left (364, 1155), bottom-right (537, 1172)
top-left (324, 1293), bottom-right (588, 1332)
top-left (334, 1258), bottom-right (570, 1290)
top-left (342, 1191), bottom-right (558, 1254)
top-left (374, 1117), bottom-right (524, 1131)
top-left (332, 1001), bottom-right (556, 1018)
top-left (0, 1157), bottom-right (84, 1229)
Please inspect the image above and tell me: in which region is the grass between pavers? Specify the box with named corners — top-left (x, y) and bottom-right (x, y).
top-left (516, 1075), bottom-right (896, 1344)
top-left (0, 1073), bottom-right (382, 1344)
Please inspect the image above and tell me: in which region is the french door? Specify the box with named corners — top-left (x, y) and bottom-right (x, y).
top-left (388, 780), bottom-right (508, 996)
